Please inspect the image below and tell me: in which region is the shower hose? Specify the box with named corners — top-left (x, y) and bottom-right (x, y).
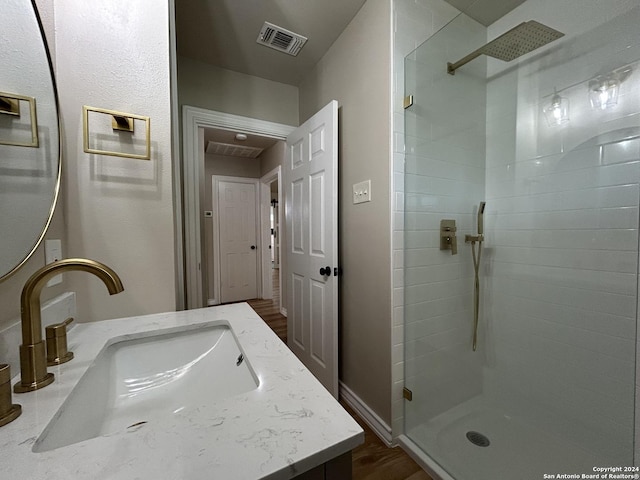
top-left (470, 239), bottom-right (482, 352)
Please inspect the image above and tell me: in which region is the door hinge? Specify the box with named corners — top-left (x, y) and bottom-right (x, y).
top-left (403, 387), bottom-right (413, 401)
top-left (403, 95), bottom-right (414, 109)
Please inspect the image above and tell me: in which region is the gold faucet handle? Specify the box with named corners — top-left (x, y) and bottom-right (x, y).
top-left (46, 317), bottom-right (75, 366)
top-left (0, 364), bottom-right (21, 427)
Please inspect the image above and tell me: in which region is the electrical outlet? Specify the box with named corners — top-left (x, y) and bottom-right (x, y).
top-left (45, 239), bottom-right (62, 287)
top-left (352, 180), bottom-right (371, 204)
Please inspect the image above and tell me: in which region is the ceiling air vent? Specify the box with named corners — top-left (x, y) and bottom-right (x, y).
top-left (205, 141), bottom-right (264, 158)
top-left (256, 21), bottom-right (307, 56)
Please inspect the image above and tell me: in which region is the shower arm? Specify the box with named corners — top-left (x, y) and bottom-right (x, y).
top-left (447, 50), bottom-right (483, 75)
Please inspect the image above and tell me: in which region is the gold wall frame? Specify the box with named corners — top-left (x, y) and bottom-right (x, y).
top-left (82, 105), bottom-right (150, 160)
top-left (0, 92), bottom-right (39, 148)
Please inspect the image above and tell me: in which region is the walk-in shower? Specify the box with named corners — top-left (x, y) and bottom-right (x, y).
top-left (402, 1), bottom-right (639, 479)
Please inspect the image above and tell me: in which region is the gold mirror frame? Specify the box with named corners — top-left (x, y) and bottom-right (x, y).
top-left (0, 1), bottom-right (61, 282)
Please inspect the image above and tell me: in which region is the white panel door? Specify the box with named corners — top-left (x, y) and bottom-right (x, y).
top-left (284, 100), bottom-right (338, 398)
top-left (218, 179), bottom-right (258, 303)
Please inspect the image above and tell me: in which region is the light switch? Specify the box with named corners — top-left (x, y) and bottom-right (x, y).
top-left (352, 180), bottom-right (372, 204)
top-left (45, 239), bottom-right (62, 287)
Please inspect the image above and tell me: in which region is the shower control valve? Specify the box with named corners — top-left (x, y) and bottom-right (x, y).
top-left (440, 219), bottom-right (458, 255)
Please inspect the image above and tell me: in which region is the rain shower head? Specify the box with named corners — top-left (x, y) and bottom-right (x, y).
top-left (447, 21), bottom-right (564, 75)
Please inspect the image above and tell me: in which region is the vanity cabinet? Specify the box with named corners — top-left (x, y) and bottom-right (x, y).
top-left (293, 452), bottom-right (352, 479)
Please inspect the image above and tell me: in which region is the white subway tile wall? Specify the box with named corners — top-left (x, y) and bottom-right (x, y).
top-left (483, 1), bottom-right (639, 464)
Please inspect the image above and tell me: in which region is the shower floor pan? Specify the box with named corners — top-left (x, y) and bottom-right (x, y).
top-left (406, 397), bottom-right (608, 480)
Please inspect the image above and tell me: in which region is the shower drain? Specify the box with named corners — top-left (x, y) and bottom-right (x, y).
top-left (466, 431), bottom-right (491, 447)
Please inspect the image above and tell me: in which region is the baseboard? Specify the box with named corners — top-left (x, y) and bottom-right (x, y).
top-left (280, 307), bottom-right (287, 317)
top-left (339, 381), bottom-right (394, 447)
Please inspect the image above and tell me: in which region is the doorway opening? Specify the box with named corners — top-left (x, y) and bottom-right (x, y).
top-left (202, 127), bottom-right (284, 308)
top-left (259, 166), bottom-right (284, 315)
top-left (181, 106), bottom-right (295, 310)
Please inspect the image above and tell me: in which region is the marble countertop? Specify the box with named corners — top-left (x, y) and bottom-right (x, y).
top-left (1, 303), bottom-right (364, 479)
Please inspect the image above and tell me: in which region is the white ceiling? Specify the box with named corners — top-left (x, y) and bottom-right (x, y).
top-left (176, 0), bottom-right (368, 86)
top-left (442, 0), bottom-right (526, 26)
top-left (203, 128), bottom-right (280, 157)
top-left (203, 129), bottom-right (279, 151)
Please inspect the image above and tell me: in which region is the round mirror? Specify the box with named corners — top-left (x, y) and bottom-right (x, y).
top-left (0, 0), bottom-right (60, 280)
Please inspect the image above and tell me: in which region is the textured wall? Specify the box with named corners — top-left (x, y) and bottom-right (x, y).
top-left (0, 0), bottom-right (68, 332)
top-left (55, 0), bottom-right (176, 322)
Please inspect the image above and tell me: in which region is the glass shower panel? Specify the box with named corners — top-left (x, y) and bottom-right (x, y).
top-left (403, 9), bottom-right (488, 474)
top-left (403, 2), bottom-right (639, 479)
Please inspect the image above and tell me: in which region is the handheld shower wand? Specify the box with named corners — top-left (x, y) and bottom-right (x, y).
top-left (465, 202), bottom-right (486, 351)
top-left (478, 201), bottom-right (486, 236)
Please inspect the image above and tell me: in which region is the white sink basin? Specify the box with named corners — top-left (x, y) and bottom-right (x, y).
top-left (33, 322), bottom-right (259, 452)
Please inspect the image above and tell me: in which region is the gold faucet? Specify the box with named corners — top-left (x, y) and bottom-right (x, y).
top-left (14, 258), bottom-right (124, 393)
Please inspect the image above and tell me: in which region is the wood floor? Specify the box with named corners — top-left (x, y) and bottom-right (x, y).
top-left (246, 269), bottom-right (287, 342)
top-left (246, 269), bottom-right (433, 480)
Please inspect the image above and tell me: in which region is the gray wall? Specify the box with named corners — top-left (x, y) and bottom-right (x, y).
top-left (178, 56), bottom-right (299, 126)
top-left (260, 141), bottom-right (285, 177)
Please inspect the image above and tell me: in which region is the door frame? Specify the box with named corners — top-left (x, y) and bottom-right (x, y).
top-left (182, 106), bottom-right (295, 309)
top-left (259, 166), bottom-right (283, 313)
top-left (212, 175), bottom-right (261, 305)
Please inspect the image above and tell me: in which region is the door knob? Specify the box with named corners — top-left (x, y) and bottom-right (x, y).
top-left (250, 245), bottom-right (256, 250)
top-left (319, 266), bottom-right (331, 276)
